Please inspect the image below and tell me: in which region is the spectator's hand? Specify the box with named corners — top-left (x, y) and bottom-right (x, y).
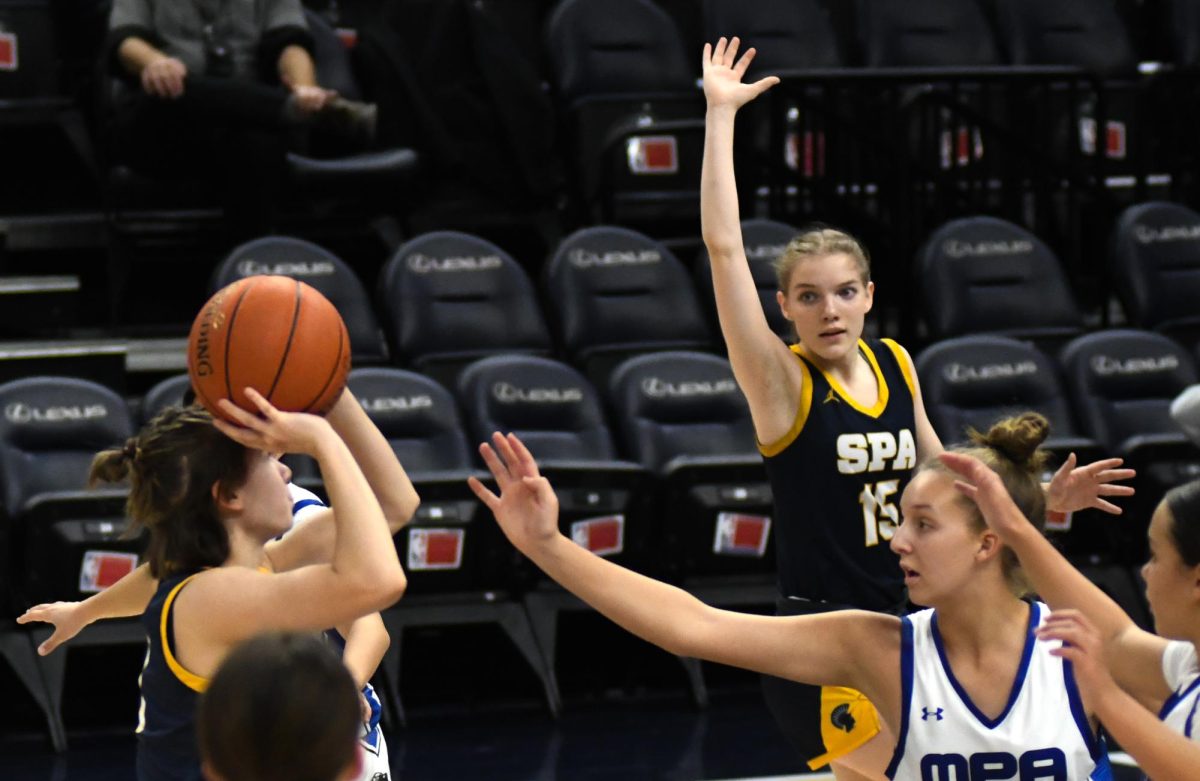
top-left (290, 84), bottom-right (337, 114)
top-left (17, 601), bottom-right (90, 655)
top-left (702, 37), bottom-right (779, 113)
top-left (141, 56), bottom-right (187, 99)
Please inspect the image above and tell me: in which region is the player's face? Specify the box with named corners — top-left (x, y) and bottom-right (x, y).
top-left (1141, 501), bottom-right (1200, 638)
top-left (777, 253), bottom-right (872, 364)
top-left (237, 450), bottom-right (294, 541)
top-left (892, 470), bottom-right (984, 606)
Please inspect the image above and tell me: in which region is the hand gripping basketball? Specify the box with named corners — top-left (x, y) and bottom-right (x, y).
top-left (188, 275), bottom-right (351, 421)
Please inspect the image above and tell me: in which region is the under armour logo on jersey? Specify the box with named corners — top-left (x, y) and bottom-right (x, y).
top-left (921, 706), bottom-right (945, 721)
top-left (823, 389), bottom-right (840, 404)
top-left (830, 703), bottom-right (856, 733)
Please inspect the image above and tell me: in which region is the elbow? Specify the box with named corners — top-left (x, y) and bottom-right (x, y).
top-left (384, 488), bottom-right (420, 534)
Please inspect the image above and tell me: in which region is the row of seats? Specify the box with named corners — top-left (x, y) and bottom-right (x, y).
top-left (206, 198), bottom-right (1200, 394)
top-left (4, 320), bottom-right (1194, 744)
top-left (2, 323), bottom-right (1195, 618)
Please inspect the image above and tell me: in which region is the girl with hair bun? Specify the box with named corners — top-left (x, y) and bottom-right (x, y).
top-left (468, 413), bottom-right (1113, 779)
top-left (22, 389), bottom-right (412, 781)
top-left (700, 36), bottom-right (1133, 777)
top-left (943, 441), bottom-right (1200, 779)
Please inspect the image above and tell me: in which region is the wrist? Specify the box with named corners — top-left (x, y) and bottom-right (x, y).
top-left (706, 105), bottom-right (739, 122)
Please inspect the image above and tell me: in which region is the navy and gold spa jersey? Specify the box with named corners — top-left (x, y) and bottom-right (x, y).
top-left (761, 338), bottom-right (917, 611)
top-left (137, 571), bottom-right (208, 781)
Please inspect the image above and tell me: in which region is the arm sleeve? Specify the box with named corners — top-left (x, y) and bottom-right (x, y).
top-left (1161, 640), bottom-right (1200, 692)
top-left (106, 0), bottom-right (159, 74)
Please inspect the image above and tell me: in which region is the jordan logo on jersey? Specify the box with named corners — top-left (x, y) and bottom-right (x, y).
top-left (836, 429), bottom-right (916, 474)
top-left (921, 707), bottom-right (944, 721)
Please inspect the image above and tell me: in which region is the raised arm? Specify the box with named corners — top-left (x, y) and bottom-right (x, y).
top-left (700, 39), bottom-right (800, 444)
top-left (266, 389), bottom-right (419, 572)
top-left (185, 390), bottom-right (405, 652)
top-left (468, 432), bottom-right (900, 717)
top-left (942, 452), bottom-right (1171, 706)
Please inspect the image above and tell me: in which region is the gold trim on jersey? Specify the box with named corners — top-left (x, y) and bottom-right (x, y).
top-left (160, 574), bottom-right (210, 694)
top-left (795, 339), bottom-right (890, 418)
top-left (759, 353), bottom-right (813, 457)
top-left (880, 338), bottom-right (915, 397)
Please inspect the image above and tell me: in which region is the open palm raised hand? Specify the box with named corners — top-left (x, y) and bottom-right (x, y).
top-left (702, 37), bottom-right (780, 112)
top-left (468, 432), bottom-right (560, 554)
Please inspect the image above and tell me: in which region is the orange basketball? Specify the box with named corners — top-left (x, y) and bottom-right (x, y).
top-left (187, 275), bottom-right (351, 421)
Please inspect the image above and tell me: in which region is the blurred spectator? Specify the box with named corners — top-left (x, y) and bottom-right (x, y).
top-left (107, 0), bottom-right (375, 236)
top-left (1171, 384), bottom-right (1200, 447)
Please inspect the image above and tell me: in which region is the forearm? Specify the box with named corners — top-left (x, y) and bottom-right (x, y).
top-left (326, 390), bottom-right (419, 531)
top-left (1005, 519), bottom-right (1133, 639)
top-left (527, 534), bottom-right (715, 658)
top-left (314, 431), bottom-right (406, 595)
top-left (116, 36), bottom-right (166, 77)
top-left (338, 614), bottom-right (389, 689)
top-left (1092, 684), bottom-right (1200, 781)
top-left (80, 562), bottom-right (157, 622)
top-left (700, 106), bottom-right (745, 258)
top-left (277, 44), bottom-right (317, 88)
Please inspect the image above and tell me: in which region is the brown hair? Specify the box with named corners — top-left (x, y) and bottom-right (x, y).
top-left (198, 632), bottom-right (360, 781)
top-left (90, 404), bottom-right (249, 578)
top-left (920, 412), bottom-right (1050, 596)
top-left (773, 226), bottom-right (872, 292)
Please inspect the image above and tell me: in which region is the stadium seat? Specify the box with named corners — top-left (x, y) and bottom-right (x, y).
top-left (1059, 329), bottom-right (1200, 560)
top-left (544, 226), bottom-right (713, 387)
top-left (0, 376), bottom-right (139, 752)
top-left (606, 350), bottom-right (776, 666)
top-left (455, 355), bottom-right (661, 702)
top-left (1109, 201), bottom-right (1200, 343)
top-left (545, 0), bottom-right (705, 230)
top-left (991, 0), bottom-right (1137, 76)
top-left (211, 236), bottom-right (389, 364)
top-left (916, 335), bottom-right (1117, 559)
top-left (916, 215), bottom-right (1085, 346)
top-left (856, 0), bottom-right (1001, 68)
top-left (694, 219), bottom-right (796, 341)
top-left (346, 366), bottom-right (560, 721)
top-left (378, 231), bottom-right (552, 388)
top-left (703, 0), bottom-right (843, 74)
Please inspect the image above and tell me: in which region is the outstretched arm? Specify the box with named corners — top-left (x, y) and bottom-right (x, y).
top-left (1039, 610), bottom-right (1200, 781)
top-left (17, 563), bottom-right (157, 655)
top-left (942, 452), bottom-right (1171, 706)
top-left (468, 432), bottom-right (900, 714)
top-left (700, 39), bottom-right (798, 445)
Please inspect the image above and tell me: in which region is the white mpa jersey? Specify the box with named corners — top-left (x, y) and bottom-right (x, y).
top-left (288, 483), bottom-right (393, 781)
top-left (885, 602), bottom-right (1111, 781)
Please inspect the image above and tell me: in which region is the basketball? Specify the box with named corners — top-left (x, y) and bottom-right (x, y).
top-left (187, 275), bottom-right (351, 421)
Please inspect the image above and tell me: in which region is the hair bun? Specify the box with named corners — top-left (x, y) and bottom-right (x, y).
top-left (972, 412), bottom-right (1050, 470)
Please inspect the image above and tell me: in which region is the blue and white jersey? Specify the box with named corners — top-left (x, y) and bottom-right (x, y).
top-left (1159, 640), bottom-right (1200, 744)
top-left (886, 602), bottom-right (1111, 781)
top-left (288, 484), bottom-right (391, 781)
top-left (289, 483), bottom-right (327, 527)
